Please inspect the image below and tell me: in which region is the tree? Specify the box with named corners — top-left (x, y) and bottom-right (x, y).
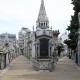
top-left (64, 0), bottom-right (80, 50)
top-left (57, 43), bottom-right (64, 56)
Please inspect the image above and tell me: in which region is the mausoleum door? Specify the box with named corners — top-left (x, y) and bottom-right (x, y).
top-left (40, 38), bottom-right (49, 58)
top-left (3, 54), bottom-right (6, 68)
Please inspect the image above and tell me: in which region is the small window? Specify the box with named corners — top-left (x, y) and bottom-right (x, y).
top-left (44, 23), bottom-right (45, 26)
top-left (41, 23), bottom-right (43, 26)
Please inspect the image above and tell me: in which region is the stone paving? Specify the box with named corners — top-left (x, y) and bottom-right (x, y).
top-left (0, 55), bottom-right (80, 80)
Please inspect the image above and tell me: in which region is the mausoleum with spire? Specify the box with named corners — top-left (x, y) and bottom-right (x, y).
top-left (30, 0), bottom-right (59, 71)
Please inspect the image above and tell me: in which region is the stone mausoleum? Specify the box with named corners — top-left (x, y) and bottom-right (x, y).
top-left (30, 0), bottom-right (59, 71)
top-left (31, 0), bottom-right (59, 59)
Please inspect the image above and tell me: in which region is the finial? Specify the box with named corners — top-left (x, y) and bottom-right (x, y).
top-left (51, 26), bottom-right (52, 30)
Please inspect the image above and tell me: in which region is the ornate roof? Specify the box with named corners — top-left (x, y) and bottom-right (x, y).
top-left (37, 0), bottom-right (48, 22)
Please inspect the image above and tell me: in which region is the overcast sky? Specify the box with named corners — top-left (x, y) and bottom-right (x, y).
top-left (0, 0), bottom-right (74, 37)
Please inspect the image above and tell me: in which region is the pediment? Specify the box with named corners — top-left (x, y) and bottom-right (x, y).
top-left (36, 34), bottom-right (52, 40)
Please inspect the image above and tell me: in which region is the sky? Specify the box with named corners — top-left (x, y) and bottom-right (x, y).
top-left (0, 0), bottom-right (74, 37)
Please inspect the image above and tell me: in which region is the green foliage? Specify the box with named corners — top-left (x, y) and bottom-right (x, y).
top-left (57, 43), bottom-right (64, 56)
top-left (64, 39), bottom-right (71, 48)
top-left (53, 51), bottom-right (58, 58)
top-left (64, 39), bottom-right (77, 50)
top-left (65, 0), bottom-right (80, 50)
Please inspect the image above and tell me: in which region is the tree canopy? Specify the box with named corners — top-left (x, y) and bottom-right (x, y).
top-left (57, 43), bottom-right (64, 56)
top-left (64, 0), bottom-right (80, 50)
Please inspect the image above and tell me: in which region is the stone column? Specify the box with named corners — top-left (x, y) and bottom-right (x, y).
top-left (78, 12), bottom-right (80, 67)
top-left (78, 40), bottom-right (80, 67)
top-left (1, 53), bottom-right (4, 70)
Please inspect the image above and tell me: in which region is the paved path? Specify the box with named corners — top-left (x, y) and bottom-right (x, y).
top-left (0, 56), bottom-right (80, 80)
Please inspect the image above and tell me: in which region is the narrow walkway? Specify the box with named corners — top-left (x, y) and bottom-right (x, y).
top-left (0, 56), bottom-right (80, 80)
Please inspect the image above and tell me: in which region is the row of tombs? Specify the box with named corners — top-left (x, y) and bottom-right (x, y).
top-left (1, 0), bottom-right (80, 71)
top-left (0, 0), bottom-right (60, 71)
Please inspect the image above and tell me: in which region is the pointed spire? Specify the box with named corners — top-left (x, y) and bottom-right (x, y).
top-left (41, 0), bottom-right (44, 5)
top-left (37, 0), bottom-right (48, 22)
